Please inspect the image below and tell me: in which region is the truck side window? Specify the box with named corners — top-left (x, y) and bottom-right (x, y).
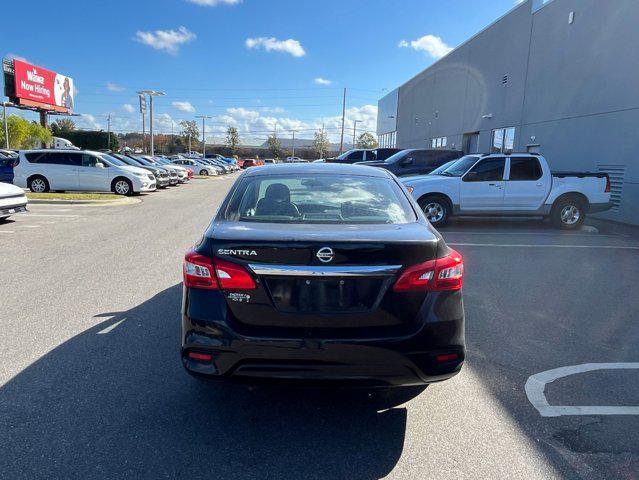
top-left (347, 151), bottom-right (364, 161)
top-left (509, 157), bottom-right (542, 181)
top-left (463, 158), bottom-right (505, 182)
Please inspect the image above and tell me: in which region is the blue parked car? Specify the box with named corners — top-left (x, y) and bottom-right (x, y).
top-left (0, 150), bottom-right (19, 184)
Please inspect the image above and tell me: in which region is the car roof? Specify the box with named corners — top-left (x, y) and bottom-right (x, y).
top-left (243, 162), bottom-right (392, 178)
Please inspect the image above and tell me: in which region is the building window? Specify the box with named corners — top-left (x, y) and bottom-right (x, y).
top-left (432, 137), bottom-right (447, 149)
top-left (491, 127), bottom-right (515, 154)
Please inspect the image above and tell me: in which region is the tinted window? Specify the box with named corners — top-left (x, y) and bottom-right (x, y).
top-left (225, 175), bottom-right (415, 224)
top-left (30, 152), bottom-right (74, 165)
top-left (464, 158), bottom-right (505, 182)
top-left (80, 154), bottom-right (101, 167)
top-left (509, 157), bottom-right (542, 181)
top-left (347, 151), bottom-right (364, 161)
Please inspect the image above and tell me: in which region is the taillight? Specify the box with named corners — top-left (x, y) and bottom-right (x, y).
top-left (605, 176), bottom-right (611, 193)
top-left (393, 249), bottom-right (463, 292)
top-left (183, 251), bottom-right (256, 290)
top-left (184, 251), bottom-right (218, 289)
top-left (214, 258), bottom-right (257, 290)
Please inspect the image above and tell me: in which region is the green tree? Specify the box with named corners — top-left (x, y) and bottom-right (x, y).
top-left (24, 122), bottom-right (53, 149)
top-left (266, 135), bottom-right (282, 158)
top-left (312, 129), bottom-right (331, 159)
top-left (356, 132), bottom-right (378, 149)
top-left (225, 126), bottom-right (241, 154)
top-left (180, 120), bottom-right (200, 150)
top-left (0, 115), bottom-right (52, 149)
top-left (51, 118), bottom-right (76, 135)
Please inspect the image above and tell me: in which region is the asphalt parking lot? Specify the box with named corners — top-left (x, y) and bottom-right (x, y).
top-left (1, 175), bottom-right (638, 480)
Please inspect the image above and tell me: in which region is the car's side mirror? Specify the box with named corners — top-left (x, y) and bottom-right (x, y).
top-left (95, 162), bottom-right (105, 168)
top-left (401, 157), bottom-right (413, 166)
top-left (463, 171), bottom-right (478, 181)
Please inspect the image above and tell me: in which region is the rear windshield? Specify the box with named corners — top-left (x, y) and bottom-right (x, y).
top-left (224, 175), bottom-right (416, 224)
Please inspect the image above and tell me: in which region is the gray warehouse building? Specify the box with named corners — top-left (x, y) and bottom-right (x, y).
top-left (377, 0), bottom-right (638, 225)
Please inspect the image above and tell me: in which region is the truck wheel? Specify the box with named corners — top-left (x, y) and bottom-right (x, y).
top-left (418, 195), bottom-right (451, 227)
top-left (551, 196), bottom-right (586, 229)
top-left (28, 176), bottom-right (50, 193)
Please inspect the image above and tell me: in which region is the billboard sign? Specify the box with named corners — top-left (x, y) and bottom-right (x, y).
top-left (12, 59), bottom-right (74, 111)
top-left (139, 94), bottom-right (146, 113)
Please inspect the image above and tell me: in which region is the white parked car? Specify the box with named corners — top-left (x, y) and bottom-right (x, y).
top-left (0, 182), bottom-right (28, 221)
top-left (172, 158), bottom-right (218, 176)
top-left (403, 153), bottom-right (611, 229)
top-left (14, 150), bottom-right (156, 195)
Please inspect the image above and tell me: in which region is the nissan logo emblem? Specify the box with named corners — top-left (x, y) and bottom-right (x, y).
top-left (316, 247), bottom-right (334, 263)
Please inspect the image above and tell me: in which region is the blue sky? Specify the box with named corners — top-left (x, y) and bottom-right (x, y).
top-left (3, 0), bottom-right (518, 144)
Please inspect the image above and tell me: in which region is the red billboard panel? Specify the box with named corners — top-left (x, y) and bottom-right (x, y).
top-left (13, 60), bottom-right (74, 111)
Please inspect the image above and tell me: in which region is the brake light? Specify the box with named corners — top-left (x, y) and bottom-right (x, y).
top-left (393, 249), bottom-right (464, 292)
top-left (214, 258), bottom-right (257, 290)
top-left (604, 176), bottom-right (611, 193)
top-left (183, 251), bottom-right (256, 290)
top-left (184, 251), bottom-right (218, 289)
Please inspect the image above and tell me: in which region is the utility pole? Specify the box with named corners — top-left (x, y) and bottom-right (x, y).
top-left (107, 113), bottom-right (111, 150)
top-left (339, 87), bottom-right (347, 154)
top-left (2, 102), bottom-right (9, 149)
top-left (352, 120), bottom-right (360, 149)
top-left (196, 115), bottom-right (213, 157)
top-left (291, 130), bottom-right (296, 158)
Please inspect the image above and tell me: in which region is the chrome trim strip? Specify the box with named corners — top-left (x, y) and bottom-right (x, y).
top-left (248, 264), bottom-right (402, 277)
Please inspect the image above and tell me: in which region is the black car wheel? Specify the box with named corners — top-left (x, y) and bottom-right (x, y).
top-left (418, 195), bottom-right (451, 227)
top-left (28, 175), bottom-right (50, 193)
top-left (112, 178), bottom-right (133, 196)
top-left (551, 195), bottom-right (586, 230)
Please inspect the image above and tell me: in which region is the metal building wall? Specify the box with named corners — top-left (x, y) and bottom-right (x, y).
top-left (386, 0), bottom-right (639, 224)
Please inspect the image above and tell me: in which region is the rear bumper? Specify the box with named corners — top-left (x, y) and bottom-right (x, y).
top-left (589, 201), bottom-right (613, 214)
top-left (0, 203), bottom-right (27, 218)
top-left (181, 289), bottom-right (465, 387)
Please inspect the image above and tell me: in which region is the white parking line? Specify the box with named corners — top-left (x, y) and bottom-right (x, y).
top-left (525, 363), bottom-right (639, 417)
top-left (0, 230), bottom-right (15, 234)
top-left (20, 224), bottom-right (41, 228)
top-left (97, 318), bottom-right (126, 334)
top-left (23, 214), bottom-right (79, 218)
top-left (443, 231), bottom-right (618, 238)
top-left (449, 242), bottom-right (639, 250)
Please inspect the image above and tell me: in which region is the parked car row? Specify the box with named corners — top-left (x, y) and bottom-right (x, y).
top-left (171, 154), bottom-right (240, 175)
top-left (9, 149), bottom-right (239, 197)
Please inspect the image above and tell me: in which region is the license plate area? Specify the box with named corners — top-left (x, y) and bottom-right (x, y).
top-left (265, 276), bottom-right (388, 313)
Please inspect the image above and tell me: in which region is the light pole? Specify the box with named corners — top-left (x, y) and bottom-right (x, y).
top-left (196, 115), bottom-right (213, 157)
top-left (2, 102), bottom-right (9, 149)
top-left (352, 120), bottom-right (360, 149)
top-left (137, 90), bottom-right (166, 156)
top-left (291, 130), bottom-right (296, 158)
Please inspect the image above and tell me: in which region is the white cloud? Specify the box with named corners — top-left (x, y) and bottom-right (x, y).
top-left (6, 53), bottom-right (29, 62)
top-left (122, 104), bottom-right (135, 113)
top-left (107, 82), bottom-right (125, 92)
top-left (172, 101), bottom-right (196, 113)
top-left (79, 114), bottom-right (102, 130)
top-left (245, 37), bottom-right (306, 57)
top-left (398, 34), bottom-right (453, 59)
top-left (314, 77), bottom-right (332, 86)
top-left (135, 26), bottom-right (196, 55)
top-left (185, 0), bottom-right (241, 5)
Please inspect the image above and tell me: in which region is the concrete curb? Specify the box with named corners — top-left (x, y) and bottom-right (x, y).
top-left (28, 197), bottom-right (142, 206)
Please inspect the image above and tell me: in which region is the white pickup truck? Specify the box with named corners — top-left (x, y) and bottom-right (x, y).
top-left (402, 153), bottom-right (611, 229)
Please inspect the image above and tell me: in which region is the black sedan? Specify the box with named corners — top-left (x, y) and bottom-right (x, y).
top-left (181, 163), bottom-right (465, 393)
